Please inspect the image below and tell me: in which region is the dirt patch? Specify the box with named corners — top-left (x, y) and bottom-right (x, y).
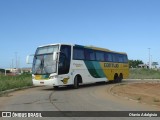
top-left (111, 83), bottom-right (160, 106)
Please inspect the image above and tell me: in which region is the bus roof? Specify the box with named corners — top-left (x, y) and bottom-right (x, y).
top-left (38, 43), bottom-right (72, 47)
top-left (38, 43), bottom-right (127, 55)
top-left (76, 44), bottom-right (127, 55)
top-left (86, 46), bottom-right (127, 55)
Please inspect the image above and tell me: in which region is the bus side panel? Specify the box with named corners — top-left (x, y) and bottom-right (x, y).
top-left (72, 60), bottom-right (108, 84)
top-left (72, 60), bottom-right (93, 83)
top-left (84, 61), bottom-right (106, 78)
top-left (99, 62), bottom-right (129, 81)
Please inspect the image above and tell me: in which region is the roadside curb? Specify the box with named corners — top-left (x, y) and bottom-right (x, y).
top-left (0, 86), bottom-right (35, 96)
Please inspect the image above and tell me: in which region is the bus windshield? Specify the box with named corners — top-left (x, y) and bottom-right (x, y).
top-left (32, 45), bottom-right (59, 75)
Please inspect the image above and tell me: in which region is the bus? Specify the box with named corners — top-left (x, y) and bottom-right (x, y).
top-left (26, 43), bottom-right (129, 89)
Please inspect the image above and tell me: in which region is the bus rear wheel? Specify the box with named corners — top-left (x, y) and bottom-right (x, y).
top-left (119, 73), bottom-right (123, 83)
top-left (114, 74), bottom-right (120, 83)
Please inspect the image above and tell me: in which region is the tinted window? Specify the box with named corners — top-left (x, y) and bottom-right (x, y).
top-left (123, 55), bottom-right (128, 63)
top-left (104, 52), bottom-right (113, 62)
top-left (116, 54), bottom-right (128, 63)
top-left (95, 51), bottom-right (105, 61)
top-left (85, 49), bottom-right (95, 60)
top-left (58, 45), bottom-right (71, 75)
top-left (118, 55), bottom-right (124, 63)
top-left (73, 47), bottom-right (85, 60)
top-left (112, 54), bottom-right (119, 62)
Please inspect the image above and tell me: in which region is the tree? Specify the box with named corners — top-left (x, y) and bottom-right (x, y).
top-left (129, 60), bottom-right (144, 68)
top-left (0, 69), bottom-right (5, 73)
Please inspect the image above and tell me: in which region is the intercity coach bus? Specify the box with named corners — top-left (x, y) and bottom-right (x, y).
top-left (26, 43), bottom-right (129, 89)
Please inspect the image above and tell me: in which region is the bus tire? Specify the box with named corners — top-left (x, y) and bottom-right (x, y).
top-left (73, 76), bottom-right (79, 89)
top-left (114, 74), bottom-right (120, 83)
top-left (119, 73), bottom-right (123, 83)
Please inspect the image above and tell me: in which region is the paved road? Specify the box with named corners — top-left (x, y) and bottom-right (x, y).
top-left (0, 80), bottom-right (159, 120)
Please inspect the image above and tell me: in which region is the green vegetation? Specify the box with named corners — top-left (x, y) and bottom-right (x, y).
top-left (0, 73), bottom-right (32, 93)
top-left (129, 68), bottom-right (160, 79)
top-left (129, 60), bottom-right (143, 68)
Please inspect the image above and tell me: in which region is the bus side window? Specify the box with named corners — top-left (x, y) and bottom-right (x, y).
top-left (112, 54), bottom-right (119, 63)
top-left (95, 51), bottom-right (105, 61)
top-left (104, 53), bottom-right (113, 62)
top-left (123, 55), bottom-right (128, 63)
top-left (118, 55), bottom-right (124, 63)
top-left (84, 49), bottom-right (95, 61)
top-left (73, 47), bottom-right (85, 60)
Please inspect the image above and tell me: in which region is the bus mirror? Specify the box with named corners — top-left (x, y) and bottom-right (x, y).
top-left (26, 54), bottom-right (34, 64)
top-left (53, 52), bottom-right (58, 61)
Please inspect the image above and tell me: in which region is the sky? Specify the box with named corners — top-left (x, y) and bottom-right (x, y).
top-left (0, 0), bottom-right (160, 68)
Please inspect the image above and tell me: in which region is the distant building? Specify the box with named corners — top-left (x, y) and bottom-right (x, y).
top-left (6, 68), bottom-right (17, 73)
top-left (6, 68), bottom-right (32, 74)
top-left (138, 64), bottom-right (149, 69)
top-left (21, 68), bottom-right (32, 73)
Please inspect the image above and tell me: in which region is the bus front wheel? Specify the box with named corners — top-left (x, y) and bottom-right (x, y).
top-left (73, 76), bottom-right (79, 89)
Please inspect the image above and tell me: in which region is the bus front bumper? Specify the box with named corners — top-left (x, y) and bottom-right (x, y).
top-left (32, 78), bottom-right (63, 87)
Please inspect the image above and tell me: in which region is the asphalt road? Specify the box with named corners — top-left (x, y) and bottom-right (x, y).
top-left (0, 80), bottom-right (159, 120)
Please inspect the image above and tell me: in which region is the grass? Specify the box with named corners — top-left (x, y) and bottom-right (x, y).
top-left (129, 68), bottom-right (160, 79)
top-left (0, 73), bottom-right (32, 93)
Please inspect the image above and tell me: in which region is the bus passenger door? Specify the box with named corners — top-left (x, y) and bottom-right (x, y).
top-left (58, 45), bottom-right (71, 85)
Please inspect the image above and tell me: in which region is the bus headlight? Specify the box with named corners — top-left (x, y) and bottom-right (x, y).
top-left (49, 75), bottom-right (58, 79)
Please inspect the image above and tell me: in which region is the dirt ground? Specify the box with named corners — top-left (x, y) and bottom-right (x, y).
top-left (111, 82), bottom-right (160, 106)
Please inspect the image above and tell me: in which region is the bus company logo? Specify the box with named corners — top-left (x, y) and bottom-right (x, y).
top-left (2, 112), bottom-right (11, 117)
top-left (104, 63), bottom-right (119, 68)
top-left (73, 63), bottom-right (83, 68)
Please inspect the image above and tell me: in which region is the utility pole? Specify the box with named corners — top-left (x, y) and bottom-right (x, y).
top-left (19, 56), bottom-right (21, 74)
top-left (12, 59), bottom-right (14, 69)
top-left (15, 52), bottom-right (18, 74)
top-left (151, 55), bottom-right (152, 69)
top-left (5, 69), bottom-right (6, 76)
top-left (148, 48), bottom-right (151, 69)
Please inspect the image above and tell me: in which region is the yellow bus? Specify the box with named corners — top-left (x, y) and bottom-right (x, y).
top-left (27, 43), bottom-right (129, 89)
